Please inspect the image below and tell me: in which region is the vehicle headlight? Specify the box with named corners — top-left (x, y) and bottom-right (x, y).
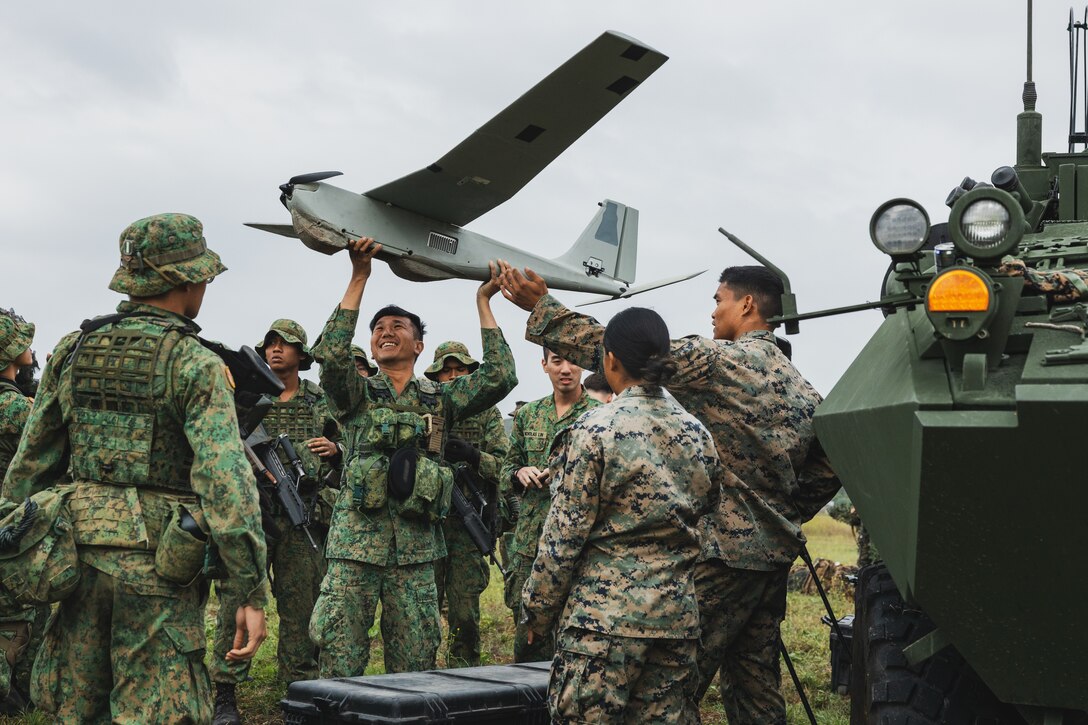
top-left (948, 187), bottom-right (1024, 260)
top-left (960, 200), bottom-right (1010, 247)
top-left (870, 198), bottom-right (930, 257)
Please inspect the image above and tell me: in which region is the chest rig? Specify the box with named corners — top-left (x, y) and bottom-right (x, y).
top-left (354, 376), bottom-right (446, 458)
top-left (262, 386), bottom-right (322, 443)
top-left (61, 313), bottom-right (196, 492)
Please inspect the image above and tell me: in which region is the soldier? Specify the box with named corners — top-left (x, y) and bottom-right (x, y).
top-left (582, 371), bottom-right (613, 404)
top-left (496, 262), bottom-right (840, 725)
top-left (524, 308), bottom-right (719, 723)
top-left (352, 344), bottom-right (378, 377)
top-left (211, 319), bottom-right (340, 724)
top-left (1, 213), bottom-right (269, 723)
top-left (424, 341), bottom-right (509, 667)
top-left (308, 238), bottom-right (516, 677)
top-left (500, 347), bottom-right (598, 663)
top-left (0, 308), bottom-right (47, 712)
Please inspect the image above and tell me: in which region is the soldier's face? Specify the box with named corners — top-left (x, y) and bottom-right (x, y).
top-left (435, 358), bottom-right (470, 383)
top-left (184, 279), bottom-right (208, 319)
top-left (371, 316), bottom-right (424, 365)
top-left (542, 352), bottom-right (582, 395)
top-left (711, 283), bottom-right (751, 341)
top-left (264, 335), bottom-right (301, 373)
top-left (353, 358), bottom-right (372, 377)
top-left (15, 348), bottom-right (33, 367)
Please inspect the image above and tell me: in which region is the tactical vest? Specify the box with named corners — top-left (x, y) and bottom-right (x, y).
top-left (62, 314), bottom-right (196, 492)
top-left (345, 376), bottom-right (451, 520)
top-left (352, 376), bottom-right (446, 459)
top-left (262, 386), bottom-right (322, 443)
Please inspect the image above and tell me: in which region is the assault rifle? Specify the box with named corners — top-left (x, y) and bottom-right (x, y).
top-left (450, 465), bottom-right (504, 575)
top-left (200, 340), bottom-right (317, 549)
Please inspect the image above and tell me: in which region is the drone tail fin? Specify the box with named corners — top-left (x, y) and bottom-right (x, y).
top-left (553, 200), bottom-right (638, 284)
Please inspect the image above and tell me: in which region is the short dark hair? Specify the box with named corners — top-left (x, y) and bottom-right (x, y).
top-left (718, 266), bottom-right (784, 321)
top-left (583, 372), bottom-right (611, 393)
top-left (602, 307), bottom-right (677, 387)
top-left (369, 305), bottom-right (426, 340)
top-left (542, 345), bottom-right (555, 361)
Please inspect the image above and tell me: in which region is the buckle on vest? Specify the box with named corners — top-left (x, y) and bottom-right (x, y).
top-left (420, 414), bottom-right (434, 437)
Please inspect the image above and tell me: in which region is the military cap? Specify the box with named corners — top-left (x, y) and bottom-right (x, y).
top-left (423, 341), bottom-right (480, 381)
top-left (0, 308), bottom-right (34, 369)
top-left (350, 344), bottom-right (379, 375)
top-left (256, 319), bottom-right (314, 371)
top-left (109, 213), bottom-right (227, 297)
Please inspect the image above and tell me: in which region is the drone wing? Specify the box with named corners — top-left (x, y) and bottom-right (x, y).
top-left (364, 31), bottom-right (667, 226)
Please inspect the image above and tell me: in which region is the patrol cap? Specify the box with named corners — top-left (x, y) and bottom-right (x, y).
top-left (256, 319), bottom-right (314, 371)
top-left (351, 344), bottom-right (378, 376)
top-left (109, 213), bottom-right (227, 297)
top-left (0, 308), bottom-right (34, 368)
top-left (423, 341), bottom-right (480, 381)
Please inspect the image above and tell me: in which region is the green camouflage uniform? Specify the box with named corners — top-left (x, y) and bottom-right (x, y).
top-left (500, 388), bottom-right (597, 663)
top-left (210, 376), bottom-right (339, 684)
top-left (524, 294), bottom-right (840, 725)
top-left (433, 404), bottom-right (507, 667)
top-left (0, 375), bottom-right (48, 709)
top-left (1, 215), bottom-right (269, 724)
top-left (523, 386), bottom-right (719, 724)
top-left (308, 307), bottom-right (516, 677)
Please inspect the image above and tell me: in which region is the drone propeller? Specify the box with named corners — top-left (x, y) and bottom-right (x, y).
top-left (279, 171), bottom-right (344, 206)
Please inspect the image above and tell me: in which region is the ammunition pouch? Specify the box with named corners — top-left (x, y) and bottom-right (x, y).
top-left (0, 488), bottom-right (80, 608)
top-left (348, 453), bottom-right (388, 511)
top-left (396, 454), bottom-right (453, 523)
top-left (154, 503), bottom-right (209, 586)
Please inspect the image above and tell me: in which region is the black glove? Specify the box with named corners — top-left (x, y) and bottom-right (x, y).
top-left (444, 437), bottom-right (481, 468)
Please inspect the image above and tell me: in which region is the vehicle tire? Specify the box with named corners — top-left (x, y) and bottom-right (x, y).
top-left (850, 563), bottom-right (1022, 725)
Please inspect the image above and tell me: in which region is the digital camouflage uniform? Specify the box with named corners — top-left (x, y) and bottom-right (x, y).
top-left (523, 386), bottom-right (719, 724)
top-left (0, 214), bottom-right (270, 724)
top-left (425, 341), bottom-right (508, 668)
top-left (998, 257), bottom-right (1088, 301)
top-left (308, 307), bottom-right (516, 677)
top-left (524, 294), bottom-right (841, 725)
top-left (500, 388), bottom-right (597, 663)
top-left (0, 310), bottom-right (48, 710)
top-left (210, 371), bottom-right (339, 686)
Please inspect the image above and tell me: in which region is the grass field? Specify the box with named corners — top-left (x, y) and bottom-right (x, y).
top-left (0, 513), bottom-right (858, 724)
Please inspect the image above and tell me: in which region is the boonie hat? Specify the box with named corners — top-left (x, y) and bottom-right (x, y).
top-left (424, 341), bottom-right (480, 381)
top-left (257, 319), bottom-right (314, 371)
top-left (0, 309), bottom-right (34, 369)
top-left (109, 213), bottom-right (227, 297)
top-left (351, 344), bottom-right (379, 376)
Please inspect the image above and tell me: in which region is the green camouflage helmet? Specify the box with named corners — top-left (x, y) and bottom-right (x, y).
top-left (423, 340), bottom-right (480, 381)
top-left (108, 213), bottom-right (227, 297)
top-left (350, 344), bottom-right (378, 375)
top-left (256, 318), bottom-right (314, 371)
top-left (0, 308), bottom-right (34, 369)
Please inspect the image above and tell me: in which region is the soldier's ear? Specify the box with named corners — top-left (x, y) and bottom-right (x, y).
top-left (413, 339), bottom-right (425, 358)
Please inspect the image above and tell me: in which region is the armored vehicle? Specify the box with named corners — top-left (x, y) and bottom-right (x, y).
top-left (733, 5), bottom-right (1088, 724)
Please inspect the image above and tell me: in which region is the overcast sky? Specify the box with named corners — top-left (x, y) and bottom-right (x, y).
top-left (1, 1), bottom-right (1072, 405)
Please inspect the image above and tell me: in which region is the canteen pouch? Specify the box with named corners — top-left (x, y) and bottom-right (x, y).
top-left (0, 488), bottom-right (80, 608)
top-left (399, 454), bottom-right (453, 523)
top-left (154, 504), bottom-right (209, 586)
top-left (348, 454), bottom-right (387, 511)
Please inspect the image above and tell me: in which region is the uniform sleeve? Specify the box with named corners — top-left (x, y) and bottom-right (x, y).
top-left (476, 406), bottom-right (509, 483)
top-left (175, 345), bottom-right (269, 608)
top-left (524, 294), bottom-right (604, 372)
top-left (792, 438), bottom-right (842, 522)
top-left (312, 306), bottom-right (368, 420)
top-left (444, 328), bottom-right (518, 423)
top-left (666, 335), bottom-right (728, 396)
top-left (500, 408), bottom-right (528, 492)
top-left (2, 334), bottom-right (78, 502)
top-left (521, 424), bottom-right (602, 636)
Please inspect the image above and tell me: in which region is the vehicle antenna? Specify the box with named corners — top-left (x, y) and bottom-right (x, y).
top-left (1066, 6), bottom-right (1088, 151)
top-left (1020, 0), bottom-right (1043, 165)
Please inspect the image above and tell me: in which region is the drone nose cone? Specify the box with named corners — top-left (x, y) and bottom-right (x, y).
top-left (279, 182), bottom-right (293, 195)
